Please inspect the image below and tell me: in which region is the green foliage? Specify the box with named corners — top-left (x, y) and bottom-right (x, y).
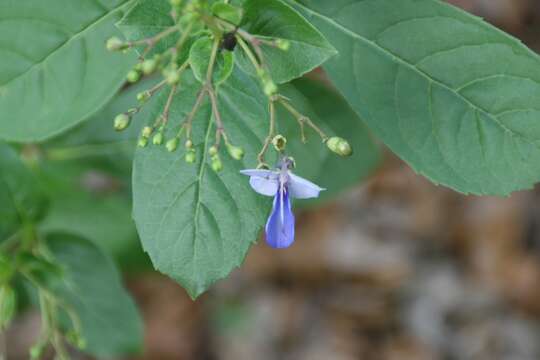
top-left (132, 69), bottom-right (272, 299)
top-left (238, 0), bottom-right (337, 83)
top-left (0, 143), bottom-right (47, 241)
top-left (46, 233), bottom-right (143, 357)
top-left (292, 0), bottom-right (540, 196)
top-left (190, 36), bottom-right (234, 85)
top-left (0, 0), bottom-right (137, 142)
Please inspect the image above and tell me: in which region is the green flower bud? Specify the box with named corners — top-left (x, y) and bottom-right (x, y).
top-left (211, 154), bottom-right (223, 172)
top-left (142, 126), bottom-right (153, 138)
top-left (106, 36), bottom-right (126, 51)
top-left (164, 68), bottom-right (180, 85)
top-left (137, 91), bottom-right (151, 103)
top-left (226, 143), bottom-right (244, 160)
top-left (138, 137), bottom-right (149, 147)
top-left (263, 79), bottom-right (277, 97)
top-left (0, 285), bottom-right (16, 330)
top-left (141, 59), bottom-right (158, 75)
top-left (185, 150), bottom-right (196, 163)
top-left (113, 113), bottom-right (130, 131)
top-left (185, 139), bottom-right (193, 149)
top-left (275, 39), bottom-right (290, 51)
top-left (152, 132), bottom-right (164, 145)
top-left (126, 70), bottom-right (141, 83)
top-left (134, 62), bottom-right (143, 72)
top-left (208, 145), bottom-right (218, 156)
top-left (326, 136), bottom-right (353, 157)
top-left (166, 138), bottom-right (179, 152)
top-left (272, 134), bottom-right (287, 151)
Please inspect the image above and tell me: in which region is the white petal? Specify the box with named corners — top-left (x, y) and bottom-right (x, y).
top-left (249, 176), bottom-right (278, 196)
top-left (288, 173), bottom-right (325, 199)
top-left (240, 169), bottom-right (279, 179)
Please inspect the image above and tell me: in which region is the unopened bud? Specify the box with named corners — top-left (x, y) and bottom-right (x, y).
top-left (164, 68), bottom-right (180, 85)
top-left (166, 138), bottom-right (179, 152)
top-left (141, 59), bottom-right (158, 75)
top-left (126, 70), bottom-right (141, 83)
top-left (106, 36), bottom-right (127, 51)
top-left (272, 134), bottom-right (287, 151)
top-left (138, 137), bottom-right (148, 147)
top-left (113, 113), bottom-right (130, 131)
top-left (275, 39), bottom-right (290, 51)
top-left (326, 137), bottom-right (353, 157)
top-left (208, 145), bottom-right (218, 156)
top-left (263, 79), bottom-right (277, 97)
top-left (152, 132), bottom-right (164, 145)
top-left (141, 126), bottom-right (153, 138)
top-left (137, 91), bottom-right (151, 103)
top-left (226, 143), bottom-right (244, 160)
top-left (185, 150), bottom-right (196, 163)
top-left (211, 154), bottom-right (223, 172)
top-left (185, 139), bottom-right (193, 149)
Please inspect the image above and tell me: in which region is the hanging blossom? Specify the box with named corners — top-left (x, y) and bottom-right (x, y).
top-left (240, 157), bottom-right (325, 248)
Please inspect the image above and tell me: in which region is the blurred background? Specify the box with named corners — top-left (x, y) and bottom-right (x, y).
top-left (6, 0), bottom-right (540, 359)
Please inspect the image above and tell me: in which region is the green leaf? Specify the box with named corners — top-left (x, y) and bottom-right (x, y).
top-left (278, 77), bottom-right (381, 205)
top-left (238, 0), bottom-right (336, 84)
top-left (0, 143), bottom-right (47, 240)
top-left (211, 3), bottom-right (244, 26)
top-left (189, 37), bottom-right (234, 85)
top-left (117, 0), bottom-right (179, 57)
top-left (46, 233), bottom-right (143, 357)
top-left (0, 0), bottom-right (137, 142)
top-left (132, 68), bottom-right (271, 299)
top-left (292, 0), bottom-right (540, 196)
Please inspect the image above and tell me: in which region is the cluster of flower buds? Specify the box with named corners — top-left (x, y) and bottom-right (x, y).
top-left (106, 0), bottom-right (353, 173)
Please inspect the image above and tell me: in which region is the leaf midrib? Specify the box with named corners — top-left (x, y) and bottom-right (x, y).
top-left (292, 1), bottom-right (538, 144)
top-left (1, 0), bottom-right (134, 88)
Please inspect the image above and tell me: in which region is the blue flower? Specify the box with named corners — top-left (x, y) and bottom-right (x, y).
top-left (240, 157), bottom-right (325, 248)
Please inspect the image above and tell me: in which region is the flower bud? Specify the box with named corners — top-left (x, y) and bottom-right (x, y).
top-left (275, 39), bottom-right (290, 51)
top-left (126, 70), bottom-right (141, 83)
top-left (113, 113), bottom-right (130, 131)
top-left (226, 143), bottom-right (244, 160)
top-left (141, 59), bottom-right (158, 75)
top-left (0, 285), bottom-right (16, 330)
top-left (211, 154), bottom-right (223, 172)
top-left (152, 132), bottom-right (164, 145)
top-left (138, 137), bottom-right (149, 147)
top-left (208, 145), bottom-right (218, 156)
top-left (142, 126), bottom-right (153, 139)
top-left (272, 134), bottom-right (287, 151)
top-left (185, 139), bottom-right (193, 149)
top-left (166, 138), bottom-right (179, 152)
top-left (263, 79), bottom-right (278, 97)
top-left (326, 136), bottom-right (353, 157)
top-left (106, 36), bottom-right (127, 51)
top-left (185, 150), bottom-right (196, 163)
top-left (164, 68), bottom-right (180, 85)
top-left (137, 91), bottom-right (151, 103)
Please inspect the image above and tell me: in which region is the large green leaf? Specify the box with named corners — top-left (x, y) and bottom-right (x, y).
top-left (238, 0), bottom-right (336, 84)
top-left (46, 233), bottom-right (143, 357)
top-left (0, 0), bottom-right (137, 142)
top-left (0, 143), bottom-right (46, 240)
top-left (292, 0), bottom-right (540, 196)
top-left (132, 68), bottom-right (380, 297)
top-left (132, 69), bottom-right (272, 299)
